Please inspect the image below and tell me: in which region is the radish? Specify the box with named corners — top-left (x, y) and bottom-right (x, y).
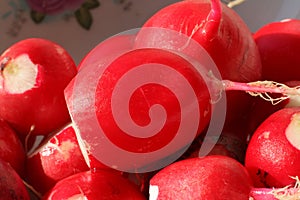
top-left (0, 119), bottom-right (26, 177)
top-left (65, 46), bottom-right (214, 172)
top-left (43, 169), bottom-right (146, 199)
top-left (0, 38), bottom-right (77, 138)
top-left (137, 0), bottom-right (263, 125)
top-left (245, 107), bottom-right (300, 188)
top-left (253, 19), bottom-right (300, 82)
top-left (149, 155), bottom-right (253, 199)
top-left (0, 158), bottom-right (30, 200)
top-left (25, 123), bottom-right (109, 195)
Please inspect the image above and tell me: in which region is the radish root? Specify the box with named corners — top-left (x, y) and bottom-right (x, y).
top-left (23, 180), bottom-right (42, 199)
top-left (222, 80), bottom-right (300, 105)
top-left (269, 176), bottom-right (300, 200)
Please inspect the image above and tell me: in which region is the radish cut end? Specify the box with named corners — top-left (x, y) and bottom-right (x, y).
top-left (286, 114), bottom-right (300, 150)
top-left (149, 185), bottom-right (159, 200)
top-left (72, 123), bottom-right (91, 169)
top-left (2, 54), bottom-right (38, 94)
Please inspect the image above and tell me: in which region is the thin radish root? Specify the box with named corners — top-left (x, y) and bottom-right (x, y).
top-left (25, 125), bottom-right (35, 154)
top-left (269, 176), bottom-right (300, 200)
top-left (23, 180), bottom-right (42, 199)
top-left (222, 80), bottom-right (300, 105)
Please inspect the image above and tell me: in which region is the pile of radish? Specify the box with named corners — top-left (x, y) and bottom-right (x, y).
top-left (0, 0), bottom-right (300, 199)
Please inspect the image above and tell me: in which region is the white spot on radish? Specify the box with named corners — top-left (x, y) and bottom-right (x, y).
top-left (259, 131), bottom-right (270, 140)
top-left (149, 185), bottom-right (159, 200)
top-left (2, 54), bottom-right (38, 94)
top-left (263, 131), bottom-right (270, 139)
top-left (55, 46), bottom-right (65, 55)
top-left (286, 113), bottom-right (300, 150)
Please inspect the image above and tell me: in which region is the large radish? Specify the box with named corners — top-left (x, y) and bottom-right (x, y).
top-left (0, 38), bottom-right (77, 138)
top-left (65, 45), bottom-right (215, 172)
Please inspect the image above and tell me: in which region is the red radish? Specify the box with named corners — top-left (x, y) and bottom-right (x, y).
top-left (0, 38), bottom-right (77, 138)
top-left (253, 19), bottom-right (300, 82)
top-left (245, 107), bottom-right (300, 188)
top-left (65, 47), bottom-right (212, 172)
top-left (149, 155), bottom-right (253, 199)
top-left (137, 0), bottom-right (263, 125)
top-left (0, 158), bottom-right (30, 200)
top-left (43, 169), bottom-right (146, 200)
top-left (0, 119), bottom-right (26, 176)
top-left (25, 123), bottom-right (109, 195)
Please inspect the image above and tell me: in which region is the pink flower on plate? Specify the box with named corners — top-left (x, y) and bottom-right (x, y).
top-left (26, 0), bottom-right (85, 15)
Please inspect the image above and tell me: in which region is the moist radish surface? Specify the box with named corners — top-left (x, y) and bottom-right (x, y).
top-left (0, 0), bottom-right (300, 199)
top-left (0, 38), bottom-right (77, 138)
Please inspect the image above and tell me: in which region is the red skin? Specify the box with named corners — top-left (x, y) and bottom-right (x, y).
top-left (65, 47), bottom-right (211, 170)
top-left (0, 158), bottom-right (30, 200)
top-left (25, 123), bottom-right (109, 195)
top-left (139, 0), bottom-right (262, 126)
top-left (0, 119), bottom-right (26, 177)
top-left (149, 155), bottom-right (253, 199)
top-left (94, 48), bottom-right (210, 152)
top-left (0, 38), bottom-right (77, 137)
top-left (43, 169), bottom-right (146, 200)
top-left (253, 19), bottom-right (300, 82)
top-left (245, 107), bottom-right (300, 188)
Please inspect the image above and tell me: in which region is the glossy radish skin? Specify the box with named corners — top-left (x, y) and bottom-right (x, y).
top-left (0, 158), bottom-right (30, 200)
top-left (43, 169), bottom-right (146, 200)
top-left (0, 38), bottom-right (77, 137)
top-left (65, 47), bottom-right (211, 171)
top-left (149, 155), bottom-right (253, 199)
top-left (253, 19), bottom-right (300, 82)
top-left (245, 107), bottom-right (300, 188)
top-left (139, 0), bottom-right (262, 125)
top-left (141, 0), bottom-right (261, 81)
top-left (25, 123), bottom-right (107, 195)
top-left (0, 119), bottom-right (26, 177)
